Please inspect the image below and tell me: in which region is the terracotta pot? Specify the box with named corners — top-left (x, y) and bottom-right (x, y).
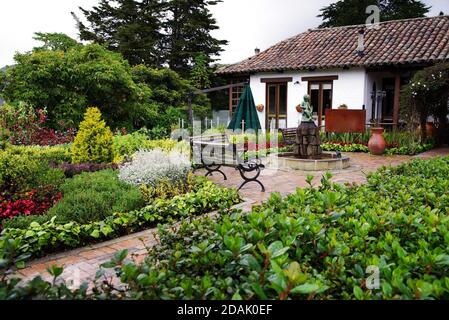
top-left (368, 127), bottom-right (386, 155)
top-left (256, 104), bottom-right (264, 112)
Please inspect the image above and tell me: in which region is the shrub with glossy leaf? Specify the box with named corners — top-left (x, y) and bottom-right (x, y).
top-left (100, 157), bottom-right (449, 300)
top-left (71, 107), bottom-right (115, 164)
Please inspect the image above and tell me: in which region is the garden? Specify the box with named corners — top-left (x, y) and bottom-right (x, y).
top-left (0, 14), bottom-right (448, 301)
top-left (2, 155), bottom-right (449, 299)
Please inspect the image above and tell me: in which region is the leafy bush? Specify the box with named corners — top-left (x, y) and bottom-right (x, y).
top-left (0, 178), bottom-right (240, 259)
top-left (71, 107), bottom-right (115, 164)
top-left (47, 169), bottom-right (144, 225)
top-left (0, 102), bottom-right (75, 146)
top-left (140, 173), bottom-right (197, 204)
top-left (0, 147), bottom-right (65, 197)
top-left (6, 145), bottom-right (71, 165)
top-left (113, 131), bottom-right (189, 162)
top-left (118, 149), bottom-right (191, 187)
top-left (4, 157), bottom-right (449, 299)
top-left (321, 143), bottom-right (369, 153)
top-left (84, 156), bottom-right (449, 300)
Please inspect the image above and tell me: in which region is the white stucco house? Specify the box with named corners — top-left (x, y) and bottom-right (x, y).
top-left (216, 15), bottom-right (449, 131)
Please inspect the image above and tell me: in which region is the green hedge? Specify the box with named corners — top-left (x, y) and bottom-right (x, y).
top-left (0, 179), bottom-right (240, 260)
top-left (3, 157), bottom-right (449, 300)
top-left (322, 142), bottom-right (434, 155)
top-left (90, 156), bottom-right (449, 300)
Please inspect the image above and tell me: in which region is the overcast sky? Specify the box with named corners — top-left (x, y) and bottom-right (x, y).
top-left (0, 0), bottom-right (447, 66)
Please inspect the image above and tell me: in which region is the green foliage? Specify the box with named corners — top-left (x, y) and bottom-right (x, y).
top-left (318, 0), bottom-right (429, 28)
top-left (131, 65), bottom-right (211, 127)
top-left (113, 132), bottom-right (189, 162)
top-left (0, 179), bottom-right (240, 260)
top-left (77, 0), bottom-right (165, 67)
top-left (4, 145), bottom-right (71, 165)
top-left (1, 42), bottom-right (147, 129)
top-left (71, 107), bottom-right (115, 164)
top-left (140, 173), bottom-right (197, 204)
top-left (92, 156), bottom-right (449, 299)
top-left (77, 0), bottom-right (228, 75)
top-left (45, 169), bottom-right (145, 225)
top-left (385, 143), bottom-right (434, 156)
top-left (0, 147), bottom-right (65, 195)
top-left (190, 53), bottom-right (211, 89)
top-left (401, 63), bottom-right (449, 143)
top-left (33, 32), bottom-right (81, 52)
top-left (4, 157), bottom-right (449, 299)
top-left (321, 143), bottom-right (369, 153)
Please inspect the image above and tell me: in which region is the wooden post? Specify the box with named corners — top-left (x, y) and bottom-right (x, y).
top-left (393, 74), bottom-right (401, 130)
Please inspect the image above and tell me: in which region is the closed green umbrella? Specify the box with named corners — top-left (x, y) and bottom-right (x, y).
top-left (227, 85), bottom-right (261, 132)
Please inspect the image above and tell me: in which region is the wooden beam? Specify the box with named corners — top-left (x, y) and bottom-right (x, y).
top-left (260, 77), bottom-right (293, 83)
top-left (393, 74), bottom-right (401, 129)
top-left (301, 75), bottom-right (339, 82)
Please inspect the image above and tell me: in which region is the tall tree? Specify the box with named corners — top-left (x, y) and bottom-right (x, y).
top-left (75, 0), bottom-right (165, 66)
top-left (163, 0), bottom-right (227, 75)
top-left (318, 0), bottom-right (430, 28)
top-left (75, 0), bottom-right (227, 75)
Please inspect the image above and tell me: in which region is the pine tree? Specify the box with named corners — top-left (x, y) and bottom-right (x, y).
top-left (318, 0), bottom-right (430, 28)
top-left (75, 0), bottom-right (165, 66)
top-left (163, 0), bottom-right (227, 75)
top-left (190, 53), bottom-right (211, 89)
top-left (74, 0), bottom-right (227, 74)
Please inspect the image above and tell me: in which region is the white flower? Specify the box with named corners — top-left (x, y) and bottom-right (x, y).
top-left (118, 149), bottom-right (191, 186)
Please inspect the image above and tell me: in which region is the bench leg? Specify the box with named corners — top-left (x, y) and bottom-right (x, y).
top-left (204, 164), bottom-right (227, 180)
top-left (236, 165), bottom-right (265, 192)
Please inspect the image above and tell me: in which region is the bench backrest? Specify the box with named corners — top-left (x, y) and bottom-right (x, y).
top-left (280, 128), bottom-right (297, 145)
top-left (190, 134), bottom-right (244, 166)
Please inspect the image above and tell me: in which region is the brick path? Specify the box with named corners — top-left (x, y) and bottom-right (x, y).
top-left (12, 148), bottom-right (449, 286)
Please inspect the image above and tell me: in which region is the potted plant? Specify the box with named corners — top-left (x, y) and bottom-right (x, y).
top-left (368, 119), bottom-right (386, 155)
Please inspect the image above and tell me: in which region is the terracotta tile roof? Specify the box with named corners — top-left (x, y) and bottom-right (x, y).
top-left (217, 16), bottom-right (449, 75)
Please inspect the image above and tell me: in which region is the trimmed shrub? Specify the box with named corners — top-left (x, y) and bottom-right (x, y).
top-left (46, 169), bottom-right (144, 225)
top-left (0, 147), bottom-right (65, 197)
top-left (118, 149), bottom-right (191, 187)
top-left (71, 107), bottom-right (115, 164)
top-left (6, 145), bottom-right (71, 165)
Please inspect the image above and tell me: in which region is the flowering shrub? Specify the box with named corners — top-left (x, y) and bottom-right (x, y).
top-left (119, 149), bottom-right (191, 186)
top-left (0, 102), bottom-right (75, 146)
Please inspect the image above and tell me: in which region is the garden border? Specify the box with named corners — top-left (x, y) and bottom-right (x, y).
top-left (15, 198), bottom-right (255, 270)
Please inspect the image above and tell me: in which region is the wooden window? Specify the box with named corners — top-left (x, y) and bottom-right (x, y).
top-left (228, 78), bottom-right (248, 116)
top-left (307, 81), bottom-right (334, 128)
top-left (266, 82), bottom-right (288, 130)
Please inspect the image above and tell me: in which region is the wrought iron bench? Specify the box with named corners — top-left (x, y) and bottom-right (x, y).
top-left (190, 134), bottom-right (265, 192)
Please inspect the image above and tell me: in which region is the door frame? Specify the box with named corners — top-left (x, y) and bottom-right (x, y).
top-left (265, 82), bottom-right (288, 130)
top-left (307, 81), bottom-right (334, 128)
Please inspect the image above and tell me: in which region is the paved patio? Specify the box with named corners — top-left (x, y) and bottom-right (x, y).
top-left (11, 148), bottom-right (449, 286)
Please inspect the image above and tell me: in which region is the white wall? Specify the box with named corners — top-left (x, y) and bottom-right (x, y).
top-left (250, 68), bottom-right (367, 130)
